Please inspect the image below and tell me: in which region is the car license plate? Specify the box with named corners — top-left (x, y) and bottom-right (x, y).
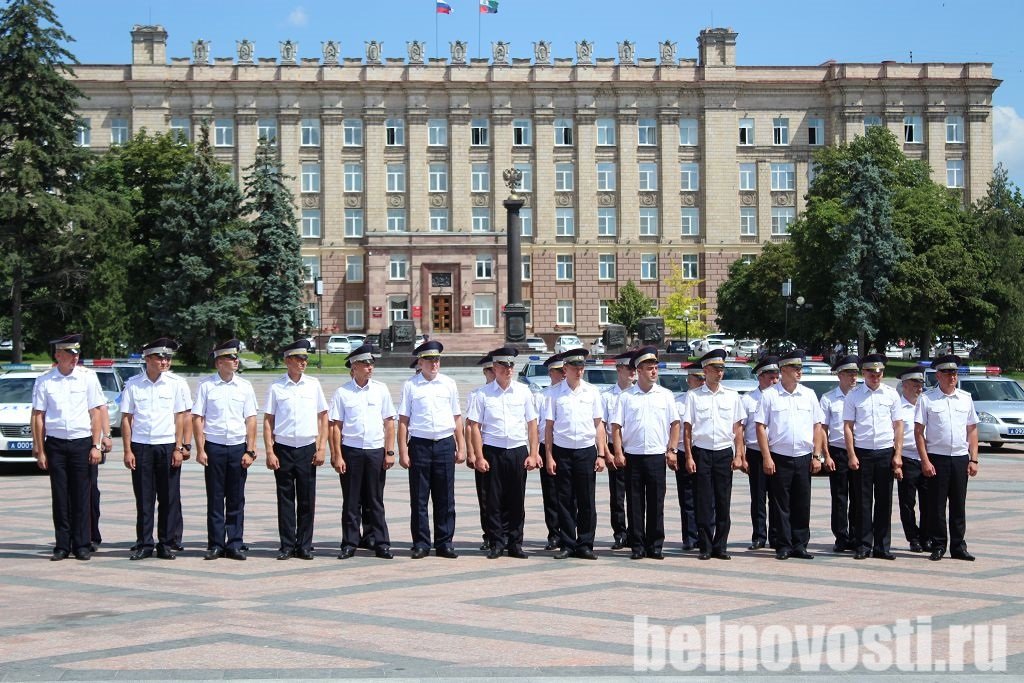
top-left (8, 441), bottom-right (32, 450)
top-left (1008, 427), bottom-right (1024, 436)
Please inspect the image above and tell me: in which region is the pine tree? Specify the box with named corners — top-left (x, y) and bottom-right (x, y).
top-left (149, 124), bottom-right (254, 364)
top-left (0, 0), bottom-right (91, 361)
top-left (244, 139), bottom-right (306, 367)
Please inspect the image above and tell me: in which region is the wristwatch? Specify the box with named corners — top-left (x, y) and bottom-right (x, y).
top-left (244, 450), bottom-right (256, 459)
top-left (180, 444), bottom-right (192, 452)
top-left (386, 450), bottom-right (395, 456)
top-left (92, 444), bottom-right (102, 451)
top-left (668, 448), bottom-right (678, 454)
top-left (813, 453), bottom-right (825, 463)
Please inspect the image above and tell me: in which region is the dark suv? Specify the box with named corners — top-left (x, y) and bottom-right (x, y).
top-left (666, 340), bottom-right (692, 355)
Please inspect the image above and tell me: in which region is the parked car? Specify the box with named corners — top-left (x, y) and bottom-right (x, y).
top-left (346, 334), bottom-right (367, 347)
top-left (691, 337), bottom-right (727, 356)
top-left (518, 358), bottom-right (553, 393)
top-left (113, 361), bottom-right (144, 386)
top-left (526, 337), bottom-right (549, 353)
top-left (325, 335), bottom-right (352, 354)
top-left (583, 366), bottom-right (617, 389)
top-left (956, 375), bottom-right (1024, 449)
top-left (554, 334), bottom-right (584, 354)
top-left (0, 371), bottom-right (42, 464)
top-left (415, 334), bottom-right (426, 347)
top-left (665, 340), bottom-right (692, 355)
top-left (657, 368), bottom-right (691, 397)
top-left (89, 366), bottom-right (126, 436)
top-left (734, 339), bottom-right (760, 358)
top-left (721, 363), bottom-right (758, 394)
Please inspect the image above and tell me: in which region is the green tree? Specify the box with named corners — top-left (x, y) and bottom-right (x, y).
top-left (657, 269), bottom-right (708, 341)
top-left (149, 125), bottom-right (254, 364)
top-left (716, 242), bottom-right (797, 343)
top-left (244, 139), bottom-right (306, 367)
top-left (0, 0), bottom-right (90, 361)
top-left (608, 280), bottom-right (655, 335)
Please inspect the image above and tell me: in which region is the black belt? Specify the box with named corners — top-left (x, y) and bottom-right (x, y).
top-left (410, 435), bottom-right (454, 443)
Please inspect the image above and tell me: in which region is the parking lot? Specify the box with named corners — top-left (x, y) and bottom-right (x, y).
top-left (1, 366), bottom-right (1023, 678)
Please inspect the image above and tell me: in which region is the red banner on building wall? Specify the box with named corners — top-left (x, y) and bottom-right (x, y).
top-left (461, 305), bottom-right (472, 317)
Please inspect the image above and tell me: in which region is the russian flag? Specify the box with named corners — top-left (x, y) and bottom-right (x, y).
top-left (479, 0), bottom-right (498, 13)
top-left (436, 0), bottom-right (452, 13)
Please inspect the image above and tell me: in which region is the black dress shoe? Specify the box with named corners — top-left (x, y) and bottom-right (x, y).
top-left (872, 550), bottom-right (896, 560)
top-left (337, 546), bottom-right (356, 560)
top-left (575, 548), bottom-right (598, 560)
top-left (240, 544), bottom-right (249, 552)
top-left (358, 538), bottom-right (373, 550)
top-left (951, 550), bottom-right (976, 561)
top-left (89, 542), bottom-right (99, 553)
top-left (544, 540), bottom-right (559, 551)
top-left (832, 542), bottom-right (851, 553)
top-left (630, 550), bottom-right (645, 560)
top-left (909, 539), bottom-right (924, 553)
top-left (790, 549), bottom-right (814, 560)
top-left (712, 551), bottom-right (732, 560)
top-left (775, 550), bottom-right (791, 560)
top-left (225, 548), bottom-right (247, 561)
top-left (648, 550), bottom-right (664, 560)
top-left (611, 537), bottom-right (627, 550)
top-left (204, 547), bottom-right (224, 561)
top-left (929, 548), bottom-right (944, 561)
top-left (296, 549), bottom-right (314, 560)
top-left (375, 547), bottom-right (394, 560)
top-left (74, 550), bottom-right (91, 561)
top-left (436, 547), bottom-right (459, 559)
top-left (130, 548), bottom-right (153, 561)
top-left (486, 546), bottom-right (504, 559)
top-left (853, 549), bottom-right (870, 560)
top-left (479, 541), bottom-right (491, 551)
top-left (156, 545), bottom-right (176, 560)
top-left (553, 549), bottom-right (573, 559)
top-left (50, 549), bottom-right (69, 561)
top-left (410, 547), bottom-right (430, 559)
top-left (698, 551), bottom-right (711, 560)
top-left (681, 543), bottom-right (695, 552)
top-left (508, 547), bottom-right (529, 559)
top-left (171, 543), bottom-right (185, 552)
top-left (748, 541), bottom-right (766, 550)
top-left (277, 550), bottom-right (292, 560)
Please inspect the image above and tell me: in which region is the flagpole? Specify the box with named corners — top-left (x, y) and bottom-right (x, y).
top-left (477, 6), bottom-right (481, 59)
top-left (435, 4), bottom-right (439, 60)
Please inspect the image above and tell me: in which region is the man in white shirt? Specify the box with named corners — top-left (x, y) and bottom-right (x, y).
top-left (466, 352), bottom-right (496, 552)
top-left (612, 346), bottom-right (678, 560)
top-left (672, 363), bottom-right (705, 551)
top-left (469, 346), bottom-right (541, 559)
top-left (896, 365), bottom-right (928, 553)
top-left (398, 340), bottom-right (466, 559)
top-left (755, 349), bottom-right (826, 560)
top-left (741, 356), bottom-right (779, 551)
top-left (537, 354), bottom-right (567, 550)
top-left (819, 354), bottom-right (859, 553)
top-left (264, 339), bottom-right (328, 560)
top-left (31, 334), bottom-right (106, 561)
top-left (545, 349), bottom-right (608, 559)
top-left (602, 350), bottom-right (635, 550)
top-left (682, 349), bottom-right (745, 560)
top-left (120, 338), bottom-right (193, 560)
top-left (192, 339), bottom-right (259, 561)
top-left (330, 343), bottom-right (397, 559)
top-left (914, 354), bottom-right (980, 562)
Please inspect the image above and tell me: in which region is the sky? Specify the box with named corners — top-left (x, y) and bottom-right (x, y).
top-left (46, 0), bottom-right (1024, 190)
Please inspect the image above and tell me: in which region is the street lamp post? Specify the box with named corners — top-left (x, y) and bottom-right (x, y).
top-left (683, 308), bottom-right (691, 349)
top-left (314, 275), bottom-right (323, 369)
top-left (501, 167), bottom-right (528, 345)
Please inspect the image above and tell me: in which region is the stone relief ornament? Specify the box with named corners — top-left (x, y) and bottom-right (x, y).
top-left (192, 39), bottom-right (209, 65)
top-left (775, 193), bottom-right (791, 206)
top-left (344, 195), bottom-right (362, 208)
top-left (740, 192), bottom-right (756, 206)
top-left (301, 194), bottom-right (319, 208)
top-left (576, 40), bottom-right (593, 65)
top-left (492, 41), bottom-right (510, 65)
top-left (450, 40), bottom-right (467, 65)
top-left (237, 39), bottom-right (254, 64)
top-left (659, 40), bottom-right (677, 65)
top-left (365, 41), bottom-right (382, 65)
top-left (280, 40), bottom-right (297, 64)
top-left (555, 193), bottom-right (574, 207)
top-left (598, 193), bottom-right (615, 207)
top-left (472, 194), bottom-right (489, 207)
top-left (618, 40), bottom-right (635, 65)
top-left (322, 40), bottom-right (340, 65)
top-left (407, 41), bottom-right (425, 64)
top-left (429, 194), bottom-right (448, 208)
top-left (681, 194), bottom-right (696, 207)
top-left (533, 41), bottom-right (551, 65)
top-left (639, 192), bottom-right (658, 207)
top-left (387, 195), bottom-right (405, 208)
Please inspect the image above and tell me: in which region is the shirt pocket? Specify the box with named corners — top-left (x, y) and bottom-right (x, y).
top-left (873, 398), bottom-right (894, 419)
top-left (156, 388), bottom-right (175, 409)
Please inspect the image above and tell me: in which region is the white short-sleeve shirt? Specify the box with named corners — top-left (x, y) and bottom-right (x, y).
top-left (842, 383), bottom-right (901, 450)
top-left (820, 386), bottom-right (851, 449)
top-left (899, 397), bottom-right (920, 460)
top-left (612, 383), bottom-right (678, 454)
top-left (914, 387), bottom-right (978, 457)
top-left (191, 373), bottom-right (258, 446)
top-left (466, 380), bottom-right (538, 449)
top-left (398, 373), bottom-right (461, 440)
top-left (682, 383), bottom-right (744, 451)
top-left (753, 382), bottom-right (825, 457)
top-left (544, 380), bottom-right (603, 449)
top-left (265, 373), bottom-right (328, 448)
top-left (330, 378), bottom-right (396, 449)
top-left (32, 366), bottom-right (107, 440)
top-left (119, 371), bottom-right (193, 445)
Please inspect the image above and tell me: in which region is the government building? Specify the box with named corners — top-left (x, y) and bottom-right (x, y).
top-left (69, 26), bottom-right (999, 345)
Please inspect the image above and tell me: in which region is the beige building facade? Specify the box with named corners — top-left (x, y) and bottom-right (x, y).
top-left (71, 27), bottom-right (1000, 340)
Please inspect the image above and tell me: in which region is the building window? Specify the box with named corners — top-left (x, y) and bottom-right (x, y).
top-left (343, 118), bottom-right (363, 146)
top-left (740, 254), bottom-right (756, 265)
top-left (598, 254), bottom-right (616, 280)
top-left (808, 117), bottom-right (824, 146)
top-left (514, 162), bottom-right (532, 192)
top-left (638, 162), bottom-right (658, 191)
top-left (680, 163), bottom-right (700, 191)
top-left (679, 117), bottom-right (698, 146)
top-left (513, 118), bottom-right (532, 146)
top-left (770, 163), bottom-right (795, 191)
top-left (522, 255), bottom-right (532, 280)
top-left (640, 253), bottom-right (658, 280)
top-left (214, 118), bottom-right (234, 147)
top-left (346, 302), bottom-right (364, 330)
top-left (428, 118), bottom-right (448, 146)
top-left (307, 302), bottom-right (319, 329)
top-left (302, 256), bottom-right (320, 283)
top-left (386, 163), bottom-right (406, 192)
top-left (554, 118), bottom-right (574, 146)
top-left (946, 160), bottom-right (965, 188)
top-left (638, 118), bottom-right (657, 146)
top-left (169, 117), bottom-right (190, 144)
top-left (599, 300), bottom-right (611, 325)
top-left (681, 254), bottom-right (699, 279)
top-left (556, 254), bottom-right (574, 280)
top-left (639, 208), bottom-right (659, 236)
top-left (344, 163), bottom-right (363, 192)
top-left (344, 208), bottom-right (364, 237)
top-left (596, 118), bottom-right (616, 146)
top-left (555, 162), bottom-right (574, 191)
top-left (807, 162), bottom-right (819, 186)
top-left (301, 118), bottom-right (320, 146)
top-left (471, 118), bottom-right (489, 146)
top-left (739, 163), bottom-right (757, 191)
top-left (904, 115), bottom-right (923, 144)
top-left (771, 207), bottom-right (796, 235)
top-left (523, 299), bottom-right (532, 325)
top-left (773, 117), bottom-right (789, 145)
top-left (429, 208), bottom-right (449, 232)
top-left (519, 208), bottom-right (533, 236)
top-left (257, 117), bottom-right (277, 146)
top-left (389, 255), bottom-right (408, 280)
top-left (680, 208), bottom-right (700, 236)
top-left (389, 296), bottom-right (409, 322)
top-left (597, 162), bottom-right (616, 191)
top-left (946, 115), bottom-right (965, 144)
top-left (738, 117), bottom-right (754, 146)
top-left (110, 118), bottom-right (129, 145)
top-left (474, 295), bottom-right (496, 327)
top-left (301, 162), bottom-right (320, 193)
top-left (597, 208), bottom-right (617, 236)
top-left (864, 115), bottom-right (883, 130)
top-left (740, 207), bottom-right (757, 236)
top-left (471, 162), bottom-right (490, 192)
top-left (346, 255), bottom-right (364, 282)
top-left (387, 208), bottom-right (407, 233)
top-left (555, 208), bottom-right (575, 237)
top-left (385, 118), bottom-right (405, 146)
top-left (557, 300), bottom-right (574, 325)
top-left (475, 254), bottom-right (494, 279)
top-left (428, 162), bottom-right (448, 192)
top-left (301, 209), bottom-right (321, 238)
top-left (472, 207), bottom-right (491, 232)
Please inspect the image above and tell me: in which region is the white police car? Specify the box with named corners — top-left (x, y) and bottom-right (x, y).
top-left (0, 370), bottom-right (43, 464)
top-left (954, 375), bottom-right (1024, 450)
top-left (518, 356), bottom-right (553, 393)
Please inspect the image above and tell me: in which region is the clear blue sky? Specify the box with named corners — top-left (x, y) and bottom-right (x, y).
top-left (48, 0), bottom-right (1024, 189)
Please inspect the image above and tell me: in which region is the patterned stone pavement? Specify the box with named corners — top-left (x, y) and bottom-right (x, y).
top-left (1, 368), bottom-right (1022, 679)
